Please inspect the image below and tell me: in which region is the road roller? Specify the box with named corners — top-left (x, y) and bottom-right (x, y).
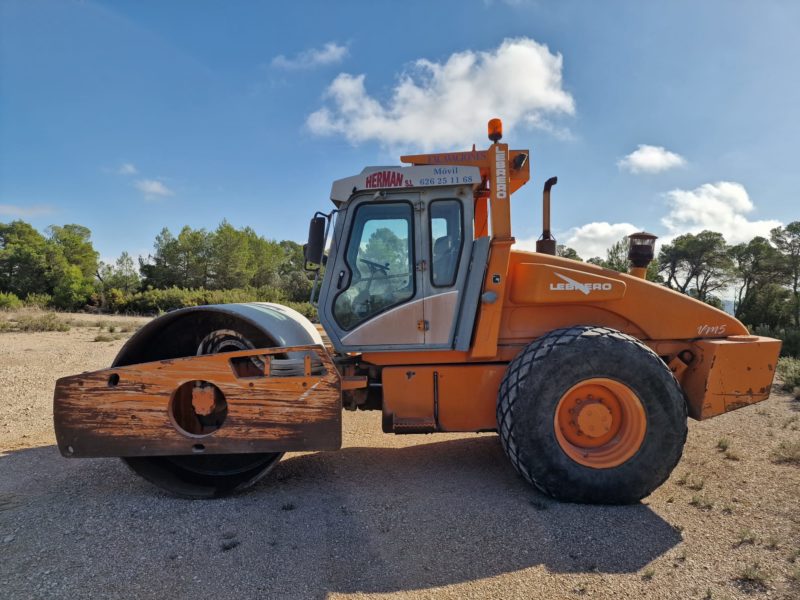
top-left (53, 119), bottom-right (781, 503)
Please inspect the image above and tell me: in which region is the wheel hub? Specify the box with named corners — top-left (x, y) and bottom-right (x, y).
top-left (554, 378), bottom-right (647, 469)
top-left (574, 399), bottom-right (613, 438)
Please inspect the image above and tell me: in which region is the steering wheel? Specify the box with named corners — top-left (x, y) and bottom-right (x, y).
top-left (359, 258), bottom-right (390, 274)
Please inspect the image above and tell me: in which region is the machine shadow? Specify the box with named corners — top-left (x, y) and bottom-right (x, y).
top-left (0, 438), bottom-right (681, 598)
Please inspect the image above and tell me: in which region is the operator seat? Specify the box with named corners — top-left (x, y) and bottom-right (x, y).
top-left (432, 236), bottom-right (458, 286)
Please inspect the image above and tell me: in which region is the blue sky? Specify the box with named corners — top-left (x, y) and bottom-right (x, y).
top-left (1, 0), bottom-right (798, 262)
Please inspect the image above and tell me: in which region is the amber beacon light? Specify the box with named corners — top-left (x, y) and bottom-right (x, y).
top-left (488, 118), bottom-right (503, 142)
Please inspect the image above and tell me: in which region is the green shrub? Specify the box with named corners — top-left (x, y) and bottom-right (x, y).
top-left (0, 292), bottom-right (22, 310)
top-left (119, 286), bottom-right (302, 315)
top-left (51, 264), bottom-right (94, 310)
top-left (123, 287), bottom-right (201, 314)
top-left (781, 329), bottom-right (800, 358)
top-left (104, 288), bottom-right (128, 313)
top-left (777, 357), bottom-right (800, 393)
top-left (77, 285), bottom-right (318, 321)
top-left (23, 293), bottom-right (53, 309)
top-left (285, 301), bottom-right (318, 322)
top-left (752, 325), bottom-right (800, 358)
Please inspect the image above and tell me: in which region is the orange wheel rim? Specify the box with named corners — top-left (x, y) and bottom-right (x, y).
top-left (554, 378), bottom-right (646, 469)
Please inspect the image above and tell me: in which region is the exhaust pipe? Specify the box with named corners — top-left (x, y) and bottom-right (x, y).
top-left (536, 176), bottom-right (558, 255)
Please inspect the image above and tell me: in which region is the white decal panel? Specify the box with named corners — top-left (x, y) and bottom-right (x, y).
top-left (330, 165), bottom-right (480, 202)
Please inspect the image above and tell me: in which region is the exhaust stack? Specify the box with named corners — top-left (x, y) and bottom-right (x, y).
top-left (536, 176), bottom-right (558, 255)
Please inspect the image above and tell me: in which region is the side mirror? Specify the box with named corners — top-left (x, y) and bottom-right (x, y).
top-left (304, 216), bottom-right (327, 267)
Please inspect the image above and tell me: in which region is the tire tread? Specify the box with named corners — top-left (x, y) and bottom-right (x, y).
top-left (497, 326), bottom-right (688, 503)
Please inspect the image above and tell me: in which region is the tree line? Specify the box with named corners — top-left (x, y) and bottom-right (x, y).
top-left (0, 220), bottom-right (313, 317)
top-left (1, 218), bottom-right (798, 354)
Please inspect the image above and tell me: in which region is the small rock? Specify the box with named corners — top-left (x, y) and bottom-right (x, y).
top-left (3, 535), bottom-right (14, 543)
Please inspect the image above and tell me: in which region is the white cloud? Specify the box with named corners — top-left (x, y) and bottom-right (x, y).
top-left (661, 181), bottom-right (780, 244)
top-left (0, 203), bottom-right (55, 218)
top-left (117, 162), bottom-right (137, 175)
top-left (618, 145), bottom-right (686, 174)
top-left (307, 37), bottom-right (575, 151)
top-left (519, 221), bottom-right (639, 260)
top-left (272, 42), bottom-right (349, 70)
top-left (135, 179), bottom-right (174, 198)
top-left (515, 181), bottom-right (780, 260)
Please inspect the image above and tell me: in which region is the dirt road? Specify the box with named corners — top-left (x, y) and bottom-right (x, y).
top-left (1, 317), bottom-right (798, 599)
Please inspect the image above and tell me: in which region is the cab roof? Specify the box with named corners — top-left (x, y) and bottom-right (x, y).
top-left (330, 165), bottom-right (481, 205)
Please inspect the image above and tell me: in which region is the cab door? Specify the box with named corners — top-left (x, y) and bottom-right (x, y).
top-left (319, 193), bottom-right (427, 351)
top-left (421, 193), bottom-right (472, 348)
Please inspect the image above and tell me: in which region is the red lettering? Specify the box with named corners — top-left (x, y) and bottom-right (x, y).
top-left (365, 170), bottom-right (407, 189)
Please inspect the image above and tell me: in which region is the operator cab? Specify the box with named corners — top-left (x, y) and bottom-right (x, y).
top-left (311, 165), bottom-right (488, 353)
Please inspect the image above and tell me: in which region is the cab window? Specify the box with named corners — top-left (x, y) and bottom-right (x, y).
top-left (333, 202), bottom-right (415, 330)
top-left (429, 200), bottom-right (463, 287)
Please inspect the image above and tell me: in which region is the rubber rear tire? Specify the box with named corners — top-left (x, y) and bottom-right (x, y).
top-left (497, 326), bottom-right (687, 504)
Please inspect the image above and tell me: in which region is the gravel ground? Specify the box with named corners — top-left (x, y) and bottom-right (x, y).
top-left (0, 313), bottom-right (798, 599)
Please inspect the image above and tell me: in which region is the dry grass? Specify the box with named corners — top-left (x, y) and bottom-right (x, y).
top-left (9, 313), bottom-right (71, 333)
top-left (689, 494), bottom-right (714, 510)
top-left (67, 318), bottom-right (143, 333)
top-left (675, 471), bottom-right (707, 490)
top-left (772, 440), bottom-right (800, 465)
top-left (764, 535), bottom-right (780, 550)
top-left (571, 582), bottom-right (588, 595)
top-left (687, 476), bottom-right (705, 491)
top-left (93, 333), bottom-right (124, 342)
top-left (777, 357), bottom-right (800, 392)
top-left (735, 529), bottom-right (756, 547)
top-left (724, 449), bottom-right (741, 461)
top-left (735, 562), bottom-right (769, 592)
top-left (1, 308), bottom-right (146, 335)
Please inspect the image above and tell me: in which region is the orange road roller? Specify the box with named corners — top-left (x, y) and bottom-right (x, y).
top-left (54, 119), bottom-right (781, 503)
